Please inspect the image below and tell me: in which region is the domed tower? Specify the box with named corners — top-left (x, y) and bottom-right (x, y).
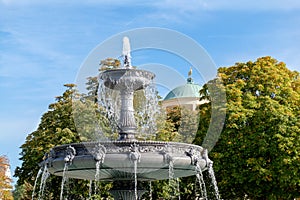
top-left (162, 68), bottom-right (206, 111)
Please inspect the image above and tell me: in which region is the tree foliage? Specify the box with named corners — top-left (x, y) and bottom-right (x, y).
top-left (196, 56), bottom-right (300, 199)
top-left (0, 155), bottom-right (13, 200)
top-left (13, 181), bottom-right (33, 200)
top-left (14, 84), bottom-right (113, 199)
top-left (14, 84), bottom-right (82, 199)
top-left (155, 107), bottom-right (179, 142)
top-left (156, 106), bottom-right (199, 143)
top-left (99, 58), bottom-right (121, 71)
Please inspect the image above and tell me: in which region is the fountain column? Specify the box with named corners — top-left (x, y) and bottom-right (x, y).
top-left (119, 90), bottom-right (136, 140)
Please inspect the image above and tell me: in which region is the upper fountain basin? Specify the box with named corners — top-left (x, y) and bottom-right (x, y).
top-left (99, 69), bottom-right (155, 91)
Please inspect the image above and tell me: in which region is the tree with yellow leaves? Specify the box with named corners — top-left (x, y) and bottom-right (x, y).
top-left (0, 155), bottom-right (13, 200)
top-left (196, 56), bottom-right (300, 199)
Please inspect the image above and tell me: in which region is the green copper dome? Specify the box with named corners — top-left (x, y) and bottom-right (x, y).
top-left (164, 77), bottom-right (202, 100)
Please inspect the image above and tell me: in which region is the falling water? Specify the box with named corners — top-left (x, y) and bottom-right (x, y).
top-left (31, 168), bottom-right (42, 200)
top-left (137, 80), bottom-right (160, 138)
top-left (177, 178), bottom-right (181, 200)
top-left (38, 165), bottom-right (50, 200)
top-left (94, 160), bottom-right (101, 195)
top-left (195, 163), bottom-right (207, 200)
top-left (133, 159), bottom-right (138, 200)
top-left (149, 181), bottom-right (152, 200)
top-left (98, 73), bottom-right (160, 139)
top-left (95, 160), bottom-right (101, 181)
top-left (169, 159), bottom-right (174, 180)
top-left (168, 159), bottom-right (178, 199)
top-left (98, 78), bottom-right (120, 133)
top-left (208, 163), bottom-right (221, 200)
top-left (60, 163), bottom-right (69, 200)
top-left (88, 180), bottom-right (92, 199)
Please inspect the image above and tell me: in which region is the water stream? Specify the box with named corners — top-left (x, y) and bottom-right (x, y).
top-left (38, 165), bottom-right (50, 200)
top-left (98, 79), bottom-right (120, 134)
top-left (133, 159), bottom-right (138, 200)
top-left (31, 168), bottom-right (42, 200)
top-left (94, 161), bottom-right (101, 194)
top-left (168, 159), bottom-right (178, 199)
top-left (59, 163), bottom-right (69, 200)
top-left (208, 163), bottom-right (221, 200)
top-left (195, 163), bottom-right (207, 200)
top-left (98, 76), bottom-right (160, 139)
top-left (137, 81), bottom-right (160, 138)
top-left (176, 178), bottom-right (181, 200)
top-left (88, 180), bottom-right (92, 199)
top-left (149, 181), bottom-right (152, 200)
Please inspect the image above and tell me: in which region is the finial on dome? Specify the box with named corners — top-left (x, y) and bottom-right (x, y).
top-left (188, 67), bottom-right (192, 77)
top-left (122, 36), bottom-right (132, 68)
top-left (187, 67), bottom-right (194, 84)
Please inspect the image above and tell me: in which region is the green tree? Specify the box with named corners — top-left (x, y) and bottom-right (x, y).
top-left (15, 84), bottom-right (83, 199)
top-left (196, 56), bottom-right (300, 199)
top-left (155, 107), bottom-right (179, 142)
top-left (14, 84), bottom-right (112, 199)
top-left (156, 106), bottom-right (199, 143)
top-left (13, 181), bottom-right (33, 200)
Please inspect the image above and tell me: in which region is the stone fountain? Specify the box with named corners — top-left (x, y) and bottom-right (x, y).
top-left (40, 37), bottom-right (218, 200)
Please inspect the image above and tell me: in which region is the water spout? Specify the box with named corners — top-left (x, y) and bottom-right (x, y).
top-left (134, 159), bottom-right (138, 200)
top-left (94, 161), bottom-right (100, 194)
top-left (59, 163), bottom-right (68, 200)
top-left (88, 180), bottom-right (92, 199)
top-left (164, 144), bottom-right (179, 199)
top-left (122, 36), bottom-right (132, 68)
top-left (177, 178), bottom-right (181, 200)
top-left (31, 168), bottom-right (42, 200)
top-left (208, 162), bottom-right (220, 200)
top-left (60, 146), bottom-right (76, 200)
top-left (130, 143), bottom-right (141, 200)
top-left (90, 143), bottom-right (106, 194)
top-left (195, 163), bottom-right (207, 200)
top-left (38, 165), bottom-right (50, 200)
top-left (149, 181), bottom-right (152, 200)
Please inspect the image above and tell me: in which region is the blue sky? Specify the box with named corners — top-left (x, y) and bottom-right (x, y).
top-left (1, 0), bottom-right (300, 184)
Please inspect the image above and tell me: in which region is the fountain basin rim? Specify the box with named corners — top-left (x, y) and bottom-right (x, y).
top-left (99, 68), bottom-right (155, 76)
top-left (48, 140), bottom-right (204, 151)
top-left (98, 68), bottom-right (155, 91)
top-left (43, 141), bottom-right (208, 181)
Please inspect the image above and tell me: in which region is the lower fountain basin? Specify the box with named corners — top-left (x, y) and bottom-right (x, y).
top-left (43, 141), bottom-right (208, 181)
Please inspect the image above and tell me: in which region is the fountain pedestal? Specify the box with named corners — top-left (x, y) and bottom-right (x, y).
top-left (110, 181), bottom-right (146, 200)
top-left (119, 90), bottom-right (136, 140)
top-left (99, 69), bottom-right (155, 141)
